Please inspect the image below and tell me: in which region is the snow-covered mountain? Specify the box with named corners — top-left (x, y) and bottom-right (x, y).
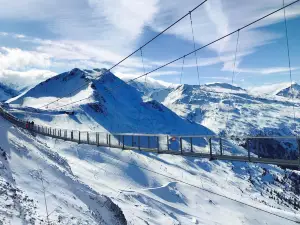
top-left (204, 82), bottom-right (247, 93)
top-left (7, 68), bottom-right (211, 135)
top-left (151, 83), bottom-right (300, 159)
top-left (153, 83), bottom-right (299, 136)
top-left (0, 82), bottom-right (18, 102)
top-left (126, 76), bottom-right (177, 97)
top-left (276, 83), bottom-right (300, 98)
top-left (2, 70), bottom-right (300, 224)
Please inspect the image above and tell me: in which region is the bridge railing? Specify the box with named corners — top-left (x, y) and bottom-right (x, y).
top-left (0, 106), bottom-right (299, 167)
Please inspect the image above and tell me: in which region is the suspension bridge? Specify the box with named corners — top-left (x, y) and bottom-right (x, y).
top-left (1, 106), bottom-right (299, 168)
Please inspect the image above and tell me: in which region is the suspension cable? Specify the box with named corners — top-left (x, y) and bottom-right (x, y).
top-left (180, 56), bottom-right (186, 85)
top-left (225, 30), bottom-right (240, 134)
top-left (140, 48), bottom-right (148, 93)
top-left (189, 12), bottom-right (201, 86)
top-left (283, 0), bottom-right (296, 125)
top-left (231, 30), bottom-right (240, 87)
top-left (44, 0), bottom-right (300, 110)
top-left (137, 48), bottom-right (145, 133)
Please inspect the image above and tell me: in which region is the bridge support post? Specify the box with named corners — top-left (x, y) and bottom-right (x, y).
top-left (87, 132), bottom-right (89, 144)
top-left (122, 135), bottom-right (125, 150)
top-left (96, 132), bottom-right (99, 146)
top-left (132, 135), bottom-right (134, 147)
top-left (180, 137), bottom-right (183, 154)
top-left (297, 138), bottom-right (300, 170)
top-left (138, 136), bottom-right (141, 151)
top-left (71, 131), bottom-right (73, 140)
top-left (219, 138), bottom-right (223, 156)
top-left (50, 128), bottom-right (52, 136)
top-left (247, 139), bottom-right (251, 162)
top-left (108, 134), bottom-right (111, 147)
top-left (167, 135), bottom-right (169, 151)
top-left (209, 138), bottom-right (212, 160)
top-left (190, 137), bottom-right (193, 153)
top-left (78, 131), bottom-right (81, 144)
top-left (118, 135), bottom-right (121, 146)
top-left (157, 136), bottom-right (159, 153)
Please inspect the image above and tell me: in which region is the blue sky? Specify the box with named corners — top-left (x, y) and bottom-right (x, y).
top-left (0, 0), bottom-right (300, 89)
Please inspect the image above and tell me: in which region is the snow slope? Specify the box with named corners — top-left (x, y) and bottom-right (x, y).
top-left (0, 116), bottom-right (126, 224)
top-left (1, 114), bottom-right (300, 224)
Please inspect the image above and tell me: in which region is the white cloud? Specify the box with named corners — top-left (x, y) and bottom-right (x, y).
top-left (237, 66), bottom-right (299, 75)
top-left (0, 47), bottom-right (51, 71)
top-left (0, 69), bottom-right (56, 89)
top-left (0, 0), bottom-right (159, 54)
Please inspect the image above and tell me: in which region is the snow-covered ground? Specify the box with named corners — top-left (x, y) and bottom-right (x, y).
top-left (1, 68), bottom-right (300, 224)
top-left (0, 116), bottom-right (126, 225)
top-left (1, 115), bottom-right (300, 224)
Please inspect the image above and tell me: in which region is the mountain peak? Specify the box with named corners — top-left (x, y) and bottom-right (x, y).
top-left (276, 82), bottom-right (300, 98)
top-left (204, 82), bottom-right (245, 91)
